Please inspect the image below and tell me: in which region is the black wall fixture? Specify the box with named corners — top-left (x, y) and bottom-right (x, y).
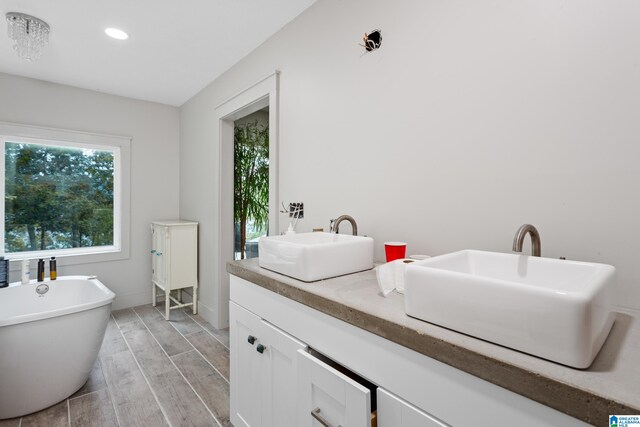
top-left (361, 29), bottom-right (382, 52)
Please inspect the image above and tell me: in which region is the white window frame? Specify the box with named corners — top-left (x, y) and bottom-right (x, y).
top-left (0, 121), bottom-right (131, 269)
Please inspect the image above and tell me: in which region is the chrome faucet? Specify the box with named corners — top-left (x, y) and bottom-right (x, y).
top-left (330, 215), bottom-right (358, 236)
top-left (512, 224), bottom-right (541, 257)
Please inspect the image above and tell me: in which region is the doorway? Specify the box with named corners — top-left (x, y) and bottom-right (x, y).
top-left (215, 72), bottom-right (279, 328)
top-left (234, 107), bottom-right (270, 260)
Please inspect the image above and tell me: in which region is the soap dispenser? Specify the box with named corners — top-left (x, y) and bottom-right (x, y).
top-left (21, 259), bottom-right (31, 284)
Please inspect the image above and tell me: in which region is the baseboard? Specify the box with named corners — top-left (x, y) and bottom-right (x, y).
top-left (111, 290), bottom-right (152, 310)
top-left (121, 287), bottom-right (223, 329)
top-left (175, 289), bottom-right (219, 327)
top-left (150, 289), bottom-right (220, 327)
top-left (196, 301), bottom-right (217, 326)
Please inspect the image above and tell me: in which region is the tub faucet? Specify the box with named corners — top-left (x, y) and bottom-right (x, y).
top-left (330, 215), bottom-right (358, 236)
top-left (512, 224), bottom-right (541, 257)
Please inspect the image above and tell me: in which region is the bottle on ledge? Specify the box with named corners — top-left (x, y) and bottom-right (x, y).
top-left (50, 257), bottom-right (57, 281)
top-left (0, 257), bottom-right (8, 288)
top-left (37, 258), bottom-right (45, 282)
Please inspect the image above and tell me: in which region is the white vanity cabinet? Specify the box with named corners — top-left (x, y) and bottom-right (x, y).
top-left (151, 220), bottom-right (198, 320)
top-left (229, 275), bottom-right (589, 427)
top-left (230, 302), bottom-right (307, 427)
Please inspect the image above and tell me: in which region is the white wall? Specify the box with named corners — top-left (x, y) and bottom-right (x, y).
top-left (0, 72), bottom-right (180, 310)
top-left (180, 0), bottom-right (640, 326)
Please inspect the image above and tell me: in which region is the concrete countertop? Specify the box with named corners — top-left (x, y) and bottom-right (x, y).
top-left (227, 258), bottom-right (640, 426)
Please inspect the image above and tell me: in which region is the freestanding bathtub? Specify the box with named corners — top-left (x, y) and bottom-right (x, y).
top-left (0, 276), bottom-right (115, 419)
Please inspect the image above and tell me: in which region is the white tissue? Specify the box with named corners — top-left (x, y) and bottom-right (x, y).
top-left (375, 258), bottom-right (416, 297)
top-left (376, 261), bottom-right (395, 296)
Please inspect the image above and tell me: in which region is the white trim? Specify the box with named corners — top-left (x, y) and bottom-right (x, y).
top-left (214, 71), bottom-right (280, 110)
top-left (0, 121), bottom-right (131, 268)
top-left (214, 71), bottom-right (280, 328)
top-left (0, 121), bottom-right (130, 147)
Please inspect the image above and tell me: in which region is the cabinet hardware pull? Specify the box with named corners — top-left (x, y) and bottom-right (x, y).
top-left (150, 250), bottom-right (156, 254)
top-left (311, 407), bottom-right (341, 427)
top-left (256, 344), bottom-right (265, 354)
top-left (156, 252), bottom-right (163, 256)
top-left (247, 335), bottom-right (256, 345)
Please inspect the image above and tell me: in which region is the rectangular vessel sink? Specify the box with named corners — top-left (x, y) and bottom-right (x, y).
top-left (258, 232), bottom-right (374, 282)
top-left (404, 250), bottom-right (616, 368)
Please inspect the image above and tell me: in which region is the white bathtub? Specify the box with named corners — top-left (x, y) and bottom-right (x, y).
top-left (0, 276), bottom-right (115, 419)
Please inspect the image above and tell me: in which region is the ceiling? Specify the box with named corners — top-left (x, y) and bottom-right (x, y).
top-left (0, 0), bottom-right (315, 106)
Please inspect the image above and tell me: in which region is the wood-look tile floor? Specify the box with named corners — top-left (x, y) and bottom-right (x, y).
top-left (0, 305), bottom-right (231, 427)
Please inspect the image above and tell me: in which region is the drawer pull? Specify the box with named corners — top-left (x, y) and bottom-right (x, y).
top-left (247, 335), bottom-right (256, 345)
top-left (256, 344), bottom-right (265, 354)
top-left (311, 407), bottom-right (342, 427)
top-left (156, 252), bottom-right (163, 256)
top-left (150, 249), bottom-right (156, 254)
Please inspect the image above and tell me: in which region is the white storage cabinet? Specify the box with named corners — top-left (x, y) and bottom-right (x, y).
top-left (151, 220), bottom-right (198, 320)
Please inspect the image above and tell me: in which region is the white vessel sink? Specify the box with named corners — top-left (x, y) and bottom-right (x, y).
top-left (404, 250), bottom-right (616, 368)
top-left (258, 232), bottom-right (374, 282)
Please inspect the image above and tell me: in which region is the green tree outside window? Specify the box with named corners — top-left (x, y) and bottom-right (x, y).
top-left (4, 141), bottom-right (115, 252)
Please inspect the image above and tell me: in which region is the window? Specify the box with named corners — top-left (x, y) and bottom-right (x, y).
top-left (0, 122), bottom-right (130, 264)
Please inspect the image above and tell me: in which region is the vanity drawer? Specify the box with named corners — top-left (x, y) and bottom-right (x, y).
top-left (297, 349), bottom-right (376, 427)
top-left (377, 388), bottom-right (449, 427)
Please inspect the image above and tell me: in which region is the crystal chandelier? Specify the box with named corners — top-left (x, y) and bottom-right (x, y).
top-left (6, 12), bottom-right (50, 61)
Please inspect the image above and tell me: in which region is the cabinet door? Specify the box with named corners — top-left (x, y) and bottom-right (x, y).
top-left (297, 350), bottom-right (371, 427)
top-left (230, 302), bottom-right (264, 427)
top-left (260, 320), bottom-right (307, 427)
top-left (377, 388), bottom-right (449, 427)
top-left (151, 225), bottom-right (167, 286)
top-left (167, 224), bottom-right (198, 289)
top-left (151, 225), bottom-right (158, 283)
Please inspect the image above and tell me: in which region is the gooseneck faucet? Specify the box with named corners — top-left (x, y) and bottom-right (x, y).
top-left (512, 224), bottom-right (541, 257)
top-left (330, 215), bottom-right (358, 236)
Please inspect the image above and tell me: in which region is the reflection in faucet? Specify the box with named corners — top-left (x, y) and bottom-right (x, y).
top-left (330, 215), bottom-right (358, 236)
top-left (512, 224), bottom-right (541, 257)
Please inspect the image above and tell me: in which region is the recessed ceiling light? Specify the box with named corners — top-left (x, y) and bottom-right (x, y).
top-left (105, 28), bottom-right (129, 40)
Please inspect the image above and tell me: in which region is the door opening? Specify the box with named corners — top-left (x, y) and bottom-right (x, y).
top-left (214, 71), bottom-right (279, 328)
top-left (234, 107), bottom-right (269, 260)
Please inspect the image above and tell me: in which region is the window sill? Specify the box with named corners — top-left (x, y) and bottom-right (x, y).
top-left (6, 246), bottom-right (130, 271)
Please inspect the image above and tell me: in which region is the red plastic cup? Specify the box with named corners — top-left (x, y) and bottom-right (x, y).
top-left (385, 242), bottom-right (407, 262)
